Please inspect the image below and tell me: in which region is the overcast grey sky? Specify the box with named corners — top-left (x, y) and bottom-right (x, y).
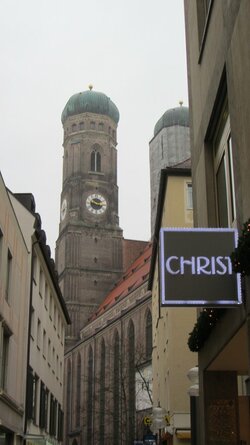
top-left (0, 0), bottom-right (188, 253)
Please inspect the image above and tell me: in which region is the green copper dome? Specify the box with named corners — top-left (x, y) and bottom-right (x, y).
top-left (154, 106), bottom-right (189, 136)
top-left (61, 89), bottom-right (120, 124)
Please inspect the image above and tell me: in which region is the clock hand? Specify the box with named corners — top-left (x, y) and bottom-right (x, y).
top-left (91, 199), bottom-right (104, 206)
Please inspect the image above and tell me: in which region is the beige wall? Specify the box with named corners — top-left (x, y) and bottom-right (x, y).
top-left (0, 174), bottom-right (30, 440)
top-left (152, 173), bottom-right (197, 443)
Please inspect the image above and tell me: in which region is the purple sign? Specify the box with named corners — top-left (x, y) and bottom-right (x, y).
top-left (159, 228), bottom-right (242, 307)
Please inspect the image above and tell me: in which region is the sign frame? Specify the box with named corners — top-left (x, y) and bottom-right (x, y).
top-left (159, 227), bottom-right (242, 307)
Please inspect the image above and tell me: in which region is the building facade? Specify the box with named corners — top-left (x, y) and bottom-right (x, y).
top-left (64, 243), bottom-right (152, 445)
top-left (9, 191), bottom-right (71, 445)
top-left (184, 1), bottom-right (250, 443)
top-left (0, 173), bottom-right (30, 444)
top-left (149, 166), bottom-right (197, 445)
top-left (0, 173), bottom-right (70, 445)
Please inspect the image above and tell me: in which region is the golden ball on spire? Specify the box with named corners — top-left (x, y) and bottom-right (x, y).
top-left (88, 84), bottom-right (93, 91)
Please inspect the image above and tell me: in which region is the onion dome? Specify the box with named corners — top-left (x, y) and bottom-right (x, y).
top-left (154, 105), bottom-right (189, 136)
top-left (61, 86), bottom-right (119, 124)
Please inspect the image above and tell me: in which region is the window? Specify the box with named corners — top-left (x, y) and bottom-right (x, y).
top-left (186, 183), bottom-right (193, 209)
top-left (76, 353), bottom-right (81, 427)
top-left (33, 254), bottom-right (38, 284)
top-left (87, 347), bottom-right (93, 444)
top-left (91, 150), bottom-right (101, 172)
top-left (52, 347), bottom-right (55, 372)
top-left (60, 361), bottom-right (63, 383)
top-left (44, 283), bottom-right (48, 309)
top-left (43, 330), bottom-right (46, 358)
top-left (72, 123), bottom-right (77, 132)
top-left (0, 325), bottom-right (11, 389)
top-left (90, 121), bottom-right (95, 129)
top-left (40, 382), bottom-right (46, 429)
top-left (98, 122), bottom-right (104, 131)
top-left (57, 314), bottom-right (60, 338)
top-left (66, 360), bottom-right (72, 437)
top-left (196, 0), bottom-right (213, 50)
top-left (99, 340), bottom-right (106, 445)
top-left (49, 396), bottom-right (57, 436)
top-left (49, 293), bottom-right (53, 320)
top-left (48, 339), bottom-right (51, 366)
top-left (113, 331), bottom-right (120, 442)
top-left (37, 319), bottom-right (41, 350)
top-left (39, 267), bottom-right (43, 297)
top-left (30, 307), bottom-right (35, 340)
top-left (214, 115), bottom-right (236, 227)
top-left (145, 310), bottom-right (152, 359)
top-left (27, 367), bottom-right (34, 419)
top-left (45, 389), bottom-right (49, 432)
top-left (32, 374), bottom-right (39, 423)
top-left (79, 122), bottom-right (84, 130)
top-left (54, 304), bottom-right (57, 329)
top-left (57, 405), bottom-right (64, 441)
top-left (128, 321), bottom-right (135, 445)
top-left (5, 249), bottom-right (12, 302)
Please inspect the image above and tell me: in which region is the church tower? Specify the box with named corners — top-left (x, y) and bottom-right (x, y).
top-left (56, 87), bottom-right (123, 345)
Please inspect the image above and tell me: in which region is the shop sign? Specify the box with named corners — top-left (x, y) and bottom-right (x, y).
top-left (159, 228), bottom-right (241, 307)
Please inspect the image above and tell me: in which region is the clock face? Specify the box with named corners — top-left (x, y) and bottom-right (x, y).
top-left (61, 198), bottom-right (67, 221)
top-left (86, 193), bottom-right (107, 215)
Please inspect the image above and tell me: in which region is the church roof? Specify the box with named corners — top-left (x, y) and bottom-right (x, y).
top-left (61, 88), bottom-right (120, 124)
top-left (89, 242), bottom-right (152, 321)
top-left (154, 105), bottom-right (189, 136)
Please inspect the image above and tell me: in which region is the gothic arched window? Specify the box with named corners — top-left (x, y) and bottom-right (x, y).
top-left (75, 353), bottom-right (81, 427)
top-left (87, 346), bottom-right (93, 444)
top-left (66, 359), bottom-right (72, 441)
top-left (145, 310), bottom-right (152, 359)
top-left (90, 150), bottom-right (101, 172)
top-left (113, 331), bottom-right (120, 442)
top-left (99, 339), bottom-right (106, 445)
top-left (128, 320), bottom-right (135, 445)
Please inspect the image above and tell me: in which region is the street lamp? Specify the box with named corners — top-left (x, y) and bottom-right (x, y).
top-left (152, 405), bottom-right (166, 445)
top-left (187, 367), bottom-right (199, 445)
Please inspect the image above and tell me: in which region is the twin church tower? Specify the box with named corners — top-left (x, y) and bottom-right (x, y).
top-left (56, 87), bottom-right (124, 345)
top-left (55, 86), bottom-right (190, 346)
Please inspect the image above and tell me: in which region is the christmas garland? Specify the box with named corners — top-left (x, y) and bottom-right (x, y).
top-left (188, 308), bottom-right (225, 352)
top-left (230, 218), bottom-right (250, 276)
